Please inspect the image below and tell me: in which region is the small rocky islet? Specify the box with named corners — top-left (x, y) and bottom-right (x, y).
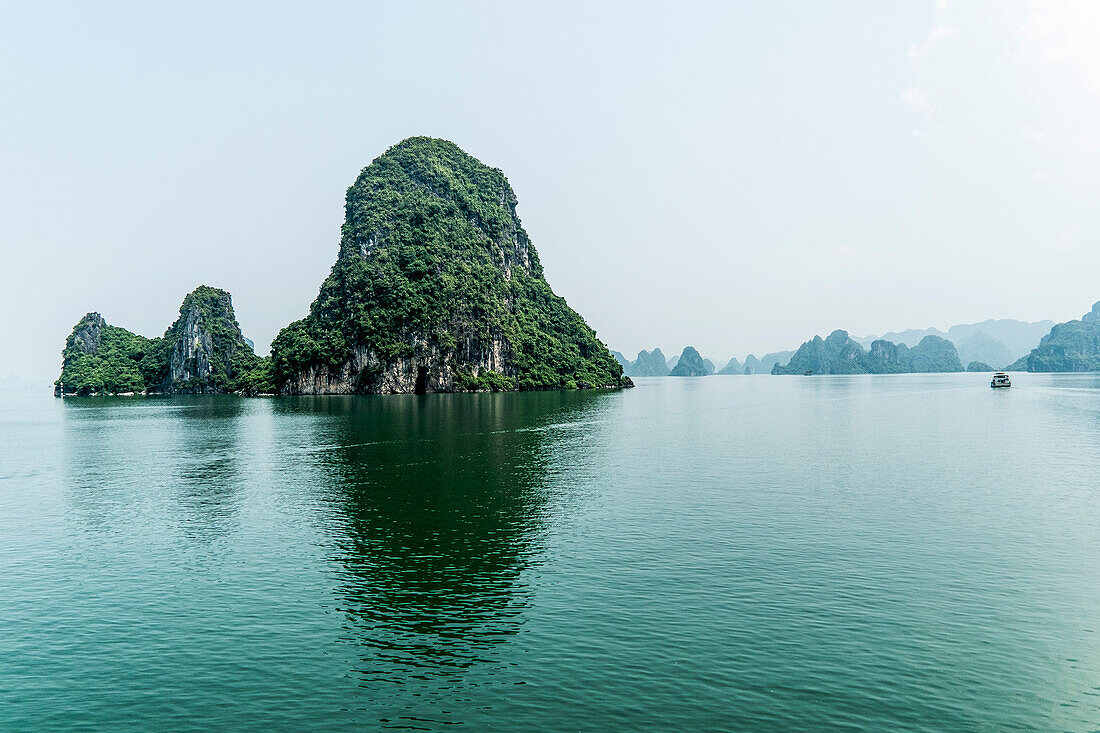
top-left (55, 286), bottom-right (264, 396)
top-left (56, 137), bottom-right (631, 397)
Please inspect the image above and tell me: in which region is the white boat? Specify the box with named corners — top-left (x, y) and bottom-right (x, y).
top-left (990, 372), bottom-right (1011, 388)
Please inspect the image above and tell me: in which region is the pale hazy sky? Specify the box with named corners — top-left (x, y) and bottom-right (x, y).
top-left (3, 1), bottom-right (1100, 380)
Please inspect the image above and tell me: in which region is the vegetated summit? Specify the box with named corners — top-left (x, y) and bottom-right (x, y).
top-left (271, 137), bottom-right (628, 394)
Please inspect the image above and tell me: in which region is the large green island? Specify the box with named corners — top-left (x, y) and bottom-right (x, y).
top-left (56, 138), bottom-right (629, 396)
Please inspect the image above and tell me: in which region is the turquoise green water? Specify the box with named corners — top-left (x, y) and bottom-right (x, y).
top-left (3, 373), bottom-right (1100, 731)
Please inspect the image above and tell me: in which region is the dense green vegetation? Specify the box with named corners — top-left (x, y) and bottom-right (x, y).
top-left (55, 314), bottom-right (159, 394)
top-left (237, 358), bottom-right (277, 394)
top-left (270, 137), bottom-right (624, 393)
top-left (967, 361), bottom-right (994, 372)
top-left (56, 287), bottom-right (270, 395)
top-left (773, 330), bottom-right (963, 375)
top-left (1015, 302), bottom-right (1100, 372)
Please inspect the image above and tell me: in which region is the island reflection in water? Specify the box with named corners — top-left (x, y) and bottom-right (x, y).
top-left (270, 390), bottom-right (615, 677)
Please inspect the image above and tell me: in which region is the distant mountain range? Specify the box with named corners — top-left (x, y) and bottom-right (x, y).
top-left (853, 319), bottom-right (1052, 370)
top-left (773, 331), bottom-right (962, 375)
top-left (618, 316), bottom-right (1054, 379)
top-left (622, 347), bottom-right (791, 377)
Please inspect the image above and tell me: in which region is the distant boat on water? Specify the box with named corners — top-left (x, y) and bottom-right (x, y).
top-left (991, 372), bottom-right (1011, 388)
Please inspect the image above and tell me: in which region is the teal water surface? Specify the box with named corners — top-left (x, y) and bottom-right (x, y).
top-left (2, 373), bottom-right (1100, 730)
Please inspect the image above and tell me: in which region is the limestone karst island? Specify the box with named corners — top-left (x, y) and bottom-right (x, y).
top-left (54, 138), bottom-right (631, 397)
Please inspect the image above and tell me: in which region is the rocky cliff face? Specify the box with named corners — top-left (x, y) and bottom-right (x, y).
top-left (159, 286), bottom-right (261, 394)
top-left (271, 137), bottom-right (626, 394)
top-left (68, 313), bottom-right (105, 356)
top-left (163, 302), bottom-right (216, 392)
top-left (286, 333), bottom-right (509, 395)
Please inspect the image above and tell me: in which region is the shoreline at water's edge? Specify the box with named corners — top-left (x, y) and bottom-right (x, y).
top-left (53, 379), bottom-right (635, 399)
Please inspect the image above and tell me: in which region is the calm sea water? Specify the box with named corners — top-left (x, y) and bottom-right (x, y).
top-left (3, 373), bottom-right (1100, 731)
